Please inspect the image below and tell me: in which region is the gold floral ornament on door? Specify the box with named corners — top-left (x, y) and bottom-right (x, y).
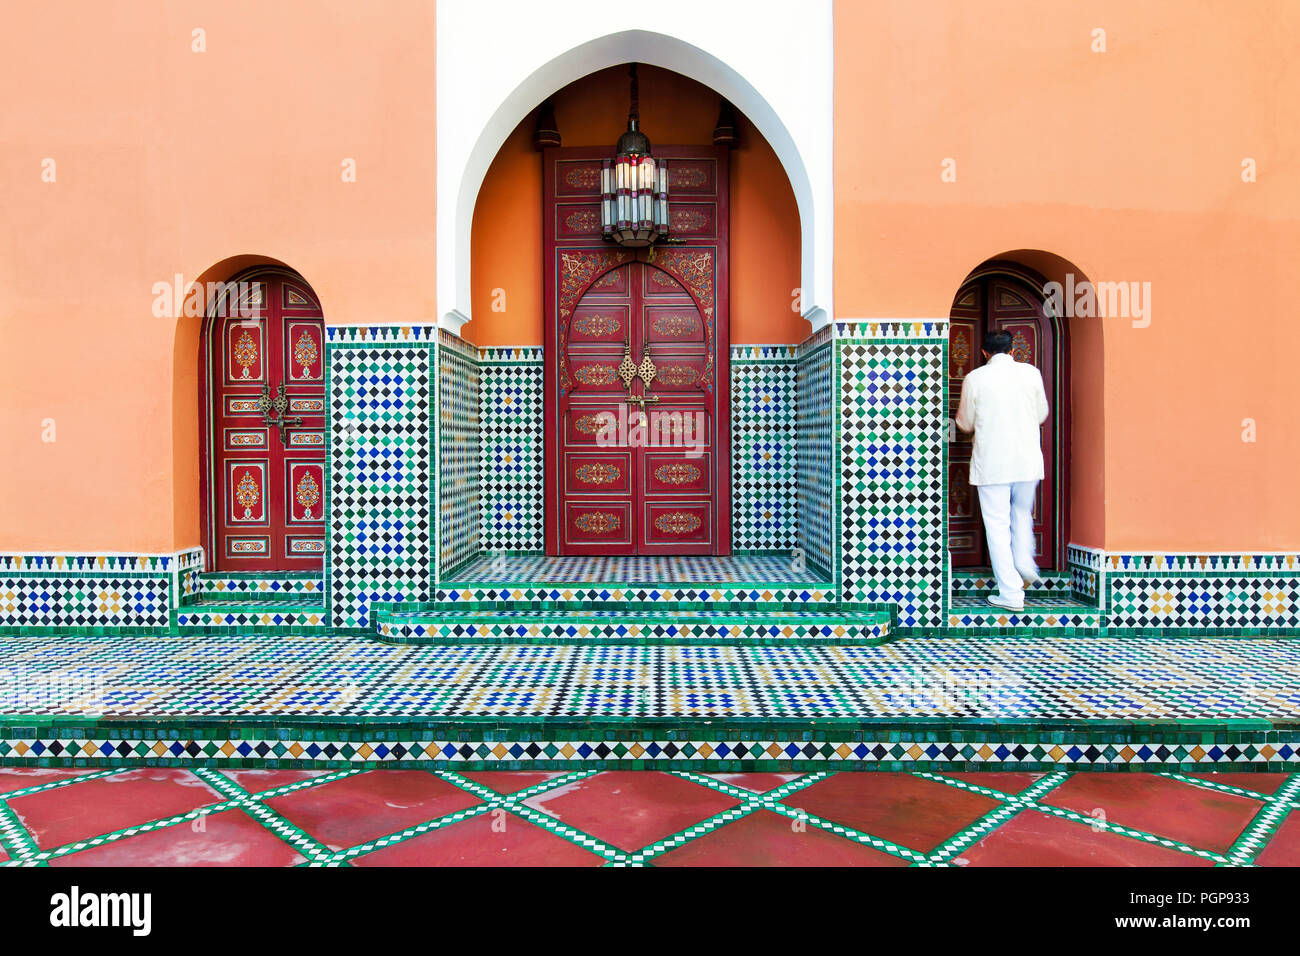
top-left (574, 512), bottom-right (620, 535)
top-left (235, 470), bottom-right (260, 519)
top-left (653, 511), bottom-right (702, 535)
top-left (293, 330), bottom-right (319, 379)
top-left (233, 331), bottom-right (258, 379)
top-left (575, 462), bottom-right (621, 485)
top-left (653, 462), bottom-right (700, 485)
top-left (295, 471), bottom-right (321, 520)
top-left (1011, 330), bottom-right (1032, 363)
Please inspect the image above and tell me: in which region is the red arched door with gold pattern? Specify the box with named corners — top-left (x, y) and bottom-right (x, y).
top-left (201, 270), bottom-right (326, 571)
top-left (544, 146), bottom-right (730, 555)
top-left (948, 272), bottom-right (1064, 570)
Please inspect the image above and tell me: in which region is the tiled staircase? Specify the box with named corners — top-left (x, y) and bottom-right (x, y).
top-left (173, 564), bottom-right (1103, 639)
top-left (176, 573), bottom-right (328, 631)
top-left (369, 553), bottom-right (891, 647)
top-left (372, 604), bottom-right (893, 645)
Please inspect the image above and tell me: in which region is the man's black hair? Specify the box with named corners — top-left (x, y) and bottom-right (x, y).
top-left (983, 329), bottom-right (1013, 354)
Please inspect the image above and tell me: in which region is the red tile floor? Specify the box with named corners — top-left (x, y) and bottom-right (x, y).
top-left (0, 767), bottom-right (1296, 866)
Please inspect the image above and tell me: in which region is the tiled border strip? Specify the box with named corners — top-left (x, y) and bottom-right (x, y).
top-left (3, 718), bottom-right (1298, 771)
top-left (372, 612), bottom-right (891, 645)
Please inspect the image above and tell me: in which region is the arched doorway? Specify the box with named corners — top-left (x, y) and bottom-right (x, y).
top-left (543, 146), bottom-right (730, 555)
top-left (200, 268), bottom-right (326, 571)
top-left (948, 265), bottom-right (1069, 570)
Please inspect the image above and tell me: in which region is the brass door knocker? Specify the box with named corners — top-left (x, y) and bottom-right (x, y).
top-left (257, 383), bottom-right (303, 447)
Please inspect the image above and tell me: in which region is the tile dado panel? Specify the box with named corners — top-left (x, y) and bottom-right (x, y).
top-left (325, 326), bottom-right (437, 629)
top-left (836, 322), bottom-right (948, 629)
top-left (474, 345), bottom-right (807, 558)
top-left (479, 348), bottom-right (545, 553)
top-left (1091, 549), bottom-right (1300, 633)
top-left (439, 333), bottom-right (481, 573)
top-left (731, 346), bottom-right (800, 552)
top-left (0, 549), bottom-right (201, 633)
top-left (796, 328), bottom-right (835, 576)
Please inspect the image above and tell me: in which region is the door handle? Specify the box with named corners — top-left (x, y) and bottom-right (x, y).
top-left (257, 383), bottom-right (303, 447)
top-left (625, 394), bottom-right (659, 427)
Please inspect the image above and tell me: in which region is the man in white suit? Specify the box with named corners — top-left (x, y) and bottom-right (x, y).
top-left (954, 329), bottom-right (1050, 611)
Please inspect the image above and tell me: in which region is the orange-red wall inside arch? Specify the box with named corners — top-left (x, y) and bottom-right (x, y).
top-left (468, 65), bottom-right (804, 347)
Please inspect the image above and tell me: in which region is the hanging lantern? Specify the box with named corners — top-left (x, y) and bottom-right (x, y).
top-left (601, 64), bottom-right (669, 247)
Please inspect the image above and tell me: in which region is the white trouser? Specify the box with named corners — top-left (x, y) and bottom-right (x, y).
top-left (976, 480), bottom-right (1039, 604)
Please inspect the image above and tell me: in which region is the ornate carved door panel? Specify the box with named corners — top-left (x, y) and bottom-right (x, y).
top-left (202, 272), bottom-right (326, 571)
top-left (947, 287), bottom-right (984, 566)
top-left (947, 274), bottom-right (1061, 570)
top-left (544, 147), bottom-right (730, 555)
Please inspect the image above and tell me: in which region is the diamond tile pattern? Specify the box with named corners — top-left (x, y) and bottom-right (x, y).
top-left (796, 335), bottom-right (834, 575)
top-left (731, 358), bottom-right (798, 551)
top-left (839, 335), bottom-right (946, 626)
top-left (2, 632), bottom-right (1300, 725)
top-left (440, 333), bottom-right (481, 574)
top-left (326, 335), bottom-right (434, 628)
top-left (2, 768), bottom-right (1296, 867)
top-left (479, 351), bottom-right (544, 552)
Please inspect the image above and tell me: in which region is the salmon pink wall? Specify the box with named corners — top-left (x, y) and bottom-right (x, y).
top-left (0, 1), bottom-right (436, 553)
top-left (468, 65), bottom-right (804, 347)
top-left (834, 0), bottom-right (1300, 551)
top-left (2, 2), bottom-right (1294, 557)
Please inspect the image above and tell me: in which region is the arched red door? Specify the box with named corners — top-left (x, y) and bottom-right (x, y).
top-left (948, 272), bottom-right (1065, 570)
top-left (201, 271), bottom-right (326, 571)
top-left (555, 260), bottom-right (718, 553)
top-left (543, 146), bottom-right (730, 555)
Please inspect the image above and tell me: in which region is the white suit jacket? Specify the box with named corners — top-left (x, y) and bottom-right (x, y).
top-left (954, 352), bottom-right (1049, 486)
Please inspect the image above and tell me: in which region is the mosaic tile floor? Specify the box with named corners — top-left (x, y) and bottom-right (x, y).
top-left (443, 553), bottom-right (828, 584)
top-left (2, 633), bottom-right (1299, 721)
top-left (1, 767), bottom-right (1296, 866)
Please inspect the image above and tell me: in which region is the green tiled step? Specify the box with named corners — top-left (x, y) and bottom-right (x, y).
top-left (950, 569), bottom-right (1076, 596)
top-left (946, 590), bottom-right (1102, 635)
top-left (373, 607), bottom-right (894, 646)
top-left (176, 601), bottom-right (328, 629)
top-left (181, 595), bottom-right (324, 608)
top-left (183, 573), bottom-right (325, 606)
top-left (427, 584), bottom-right (839, 610)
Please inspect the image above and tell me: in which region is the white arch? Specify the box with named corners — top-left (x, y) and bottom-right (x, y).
top-left (436, 1), bottom-right (833, 335)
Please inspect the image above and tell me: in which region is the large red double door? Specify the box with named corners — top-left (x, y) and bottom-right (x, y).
top-left (202, 272), bottom-right (326, 571)
top-left (544, 147), bottom-right (730, 555)
top-left (948, 272), bottom-right (1064, 569)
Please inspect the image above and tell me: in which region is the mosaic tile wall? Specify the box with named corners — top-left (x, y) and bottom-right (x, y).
top-left (1102, 552), bottom-right (1300, 633)
top-left (6, 323), bottom-right (1297, 638)
top-left (1068, 544), bottom-right (1103, 603)
top-left (731, 346), bottom-right (799, 552)
top-left (176, 547), bottom-right (205, 602)
top-left (479, 347), bottom-right (545, 553)
top-left (471, 345), bottom-right (812, 559)
top-left (0, 554), bottom-right (175, 633)
top-left (325, 326), bottom-right (436, 629)
top-left (796, 328), bottom-right (835, 576)
top-left (837, 322), bottom-right (948, 629)
top-left (438, 333), bottom-right (481, 574)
